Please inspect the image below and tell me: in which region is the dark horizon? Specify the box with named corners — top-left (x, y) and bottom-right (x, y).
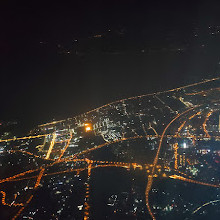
top-left (1, 0), bottom-right (220, 131)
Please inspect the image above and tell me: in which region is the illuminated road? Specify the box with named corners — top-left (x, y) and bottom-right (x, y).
top-left (1, 77), bottom-right (220, 219)
top-left (145, 106), bottom-right (198, 219)
top-left (192, 199), bottom-right (220, 214)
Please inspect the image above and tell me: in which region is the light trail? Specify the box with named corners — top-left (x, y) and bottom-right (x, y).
top-left (45, 133), bottom-right (56, 159)
top-left (0, 134), bottom-right (50, 143)
top-left (173, 143), bottom-right (179, 170)
top-left (188, 111), bottom-right (202, 120)
top-left (38, 119), bottom-right (66, 127)
top-left (203, 110), bottom-right (214, 138)
top-left (84, 160), bottom-right (92, 220)
top-left (9, 150), bottom-right (54, 161)
top-left (149, 123), bottom-right (159, 136)
top-left (131, 128), bottom-right (140, 137)
top-left (12, 195), bottom-right (33, 220)
top-left (3, 163), bottom-right (134, 183)
top-left (177, 110), bottom-right (202, 133)
top-left (174, 169), bottom-right (192, 178)
top-left (154, 95), bottom-right (175, 113)
top-left (0, 167), bottom-right (41, 184)
top-left (12, 133), bottom-right (57, 220)
top-left (177, 121), bottom-right (186, 133)
top-left (0, 191), bottom-right (24, 207)
top-left (192, 199), bottom-right (220, 214)
top-left (186, 158), bottom-right (192, 165)
top-left (12, 168), bottom-right (45, 220)
top-left (7, 167), bottom-right (87, 183)
top-left (0, 158), bottom-right (87, 185)
top-left (169, 175), bottom-right (220, 188)
top-left (54, 139), bottom-right (69, 144)
top-left (58, 132), bottom-right (72, 161)
top-left (4, 161), bottom-right (160, 184)
top-left (186, 87), bottom-right (220, 96)
top-left (145, 106), bottom-right (197, 220)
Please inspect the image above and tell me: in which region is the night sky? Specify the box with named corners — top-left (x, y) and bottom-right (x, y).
top-left (1, 0), bottom-right (220, 132)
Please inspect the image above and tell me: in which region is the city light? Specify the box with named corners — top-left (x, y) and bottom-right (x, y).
top-left (84, 123), bottom-right (92, 132)
top-left (1, 78), bottom-right (220, 219)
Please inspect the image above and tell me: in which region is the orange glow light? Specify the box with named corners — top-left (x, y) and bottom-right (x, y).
top-left (85, 126), bottom-right (91, 131)
top-left (84, 123), bottom-right (92, 132)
